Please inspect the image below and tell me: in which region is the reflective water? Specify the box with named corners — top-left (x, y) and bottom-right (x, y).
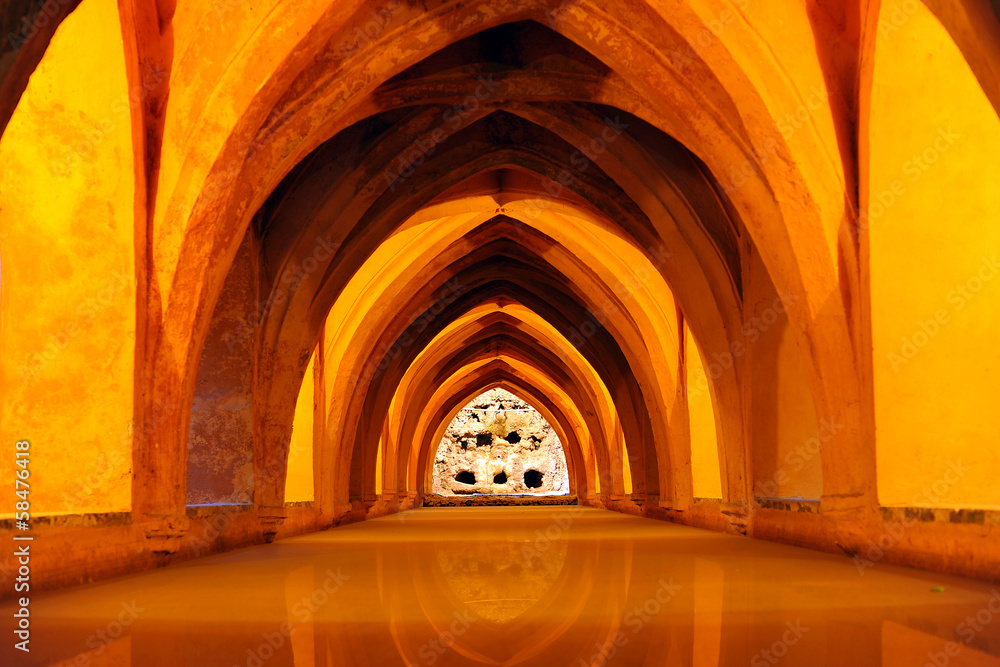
top-left (4, 507), bottom-right (1000, 666)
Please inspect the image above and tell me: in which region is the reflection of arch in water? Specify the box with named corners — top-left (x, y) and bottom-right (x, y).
top-left (432, 540), bottom-right (568, 624)
top-left (369, 514), bottom-right (634, 666)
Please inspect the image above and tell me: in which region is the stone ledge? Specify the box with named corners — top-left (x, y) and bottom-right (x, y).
top-left (185, 503), bottom-right (253, 518)
top-left (756, 498), bottom-right (822, 513)
top-left (423, 494), bottom-right (578, 507)
top-left (752, 500), bottom-right (1000, 527)
top-left (0, 511), bottom-right (131, 530)
top-left (284, 500), bottom-right (315, 509)
top-left (880, 506), bottom-right (1000, 526)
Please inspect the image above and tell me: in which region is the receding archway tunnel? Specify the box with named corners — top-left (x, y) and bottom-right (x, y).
top-left (7, 1), bottom-right (1000, 663)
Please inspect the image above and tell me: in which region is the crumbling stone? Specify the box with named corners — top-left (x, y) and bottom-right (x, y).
top-left (433, 389), bottom-right (569, 495)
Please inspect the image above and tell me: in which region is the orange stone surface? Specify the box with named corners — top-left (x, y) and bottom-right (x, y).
top-left (3, 507), bottom-right (999, 666)
top-left (0, 0), bottom-right (999, 661)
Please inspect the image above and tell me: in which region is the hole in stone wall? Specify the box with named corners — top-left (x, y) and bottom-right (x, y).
top-left (432, 389), bottom-right (570, 497)
top-left (524, 470), bottom-right (544, 488)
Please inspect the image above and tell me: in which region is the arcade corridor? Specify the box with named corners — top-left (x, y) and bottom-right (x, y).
top-left (2, 0), bottom-right (1000, 665)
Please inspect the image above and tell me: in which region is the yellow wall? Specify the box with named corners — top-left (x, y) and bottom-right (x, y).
top-left (285, 352), bottom-right (316, 502)
top-left (686, 326), bottom-right (722, 499)
top-left (869, 0), bottom-right (1000, 508)
top-left (622, 442), bottom-right (633, 496)
top-left (0, 0), bottom-right (135, 515)
top-left (747, 252), bottom-right (823, 500)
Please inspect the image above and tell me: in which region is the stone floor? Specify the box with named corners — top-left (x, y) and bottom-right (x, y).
top-left (4, 507), bottom-right (1000, 666)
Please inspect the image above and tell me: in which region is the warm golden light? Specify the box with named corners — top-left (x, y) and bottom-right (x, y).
top-left (1, 0), bottom-right (999, 663)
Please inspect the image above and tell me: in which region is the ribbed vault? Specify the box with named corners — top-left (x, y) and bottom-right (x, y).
top-left (4, 0), bottom-right (1000, 595)
top-left (171, 8), bottom-right (857, 532)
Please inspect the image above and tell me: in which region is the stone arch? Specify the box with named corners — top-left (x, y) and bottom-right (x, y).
top-left (136, 0), bottom-right (866, 533)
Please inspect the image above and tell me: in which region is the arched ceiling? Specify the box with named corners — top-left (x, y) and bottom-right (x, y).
top-left (0, 0), bottom-right (83, 136)
top-left (193, 11), bottom-right (812, 514)
top-left (16, 0), bottom-right (976, 520)
top-left (2, 0), bottom-right (1000, 587)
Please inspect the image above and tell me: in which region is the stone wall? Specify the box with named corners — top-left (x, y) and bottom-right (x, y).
top-left (432, 389), bottom-right (570, 495)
